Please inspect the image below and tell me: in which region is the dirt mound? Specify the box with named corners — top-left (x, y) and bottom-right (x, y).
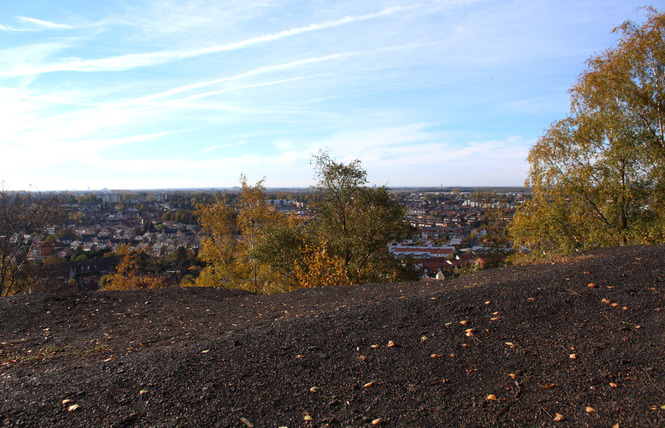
top-left (1, 245), bottom-right (664, 427)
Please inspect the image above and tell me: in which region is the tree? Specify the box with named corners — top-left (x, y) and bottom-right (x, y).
top-left (255, 152), bottom-right (418, 286)
top-left (309, 152), bottom-right (418, 283)
top-left (105, 244), bottom-right (166, 290)
top-left (511, 8), bottom-right (665, 253)
top-left (0, 188), bottom-right (59, 296)
top-left (198, 155), bottom-right (418, 292)
top-left (196, 176), bottom-right (289, 293)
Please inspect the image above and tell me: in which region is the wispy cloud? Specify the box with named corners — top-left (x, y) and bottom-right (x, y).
top-left (2, 5), bottom-right (415, 77)
top-left (203, 141), bottom-right (249, 153)
top-left (17, 16), bottom-right (72, 30)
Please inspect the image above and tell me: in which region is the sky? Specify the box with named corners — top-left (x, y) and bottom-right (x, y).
top-left (0, 0), bottom-right (655, 191)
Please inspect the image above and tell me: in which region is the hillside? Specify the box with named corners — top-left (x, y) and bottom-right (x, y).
top-left (1, 245), bottom-right (664, 427)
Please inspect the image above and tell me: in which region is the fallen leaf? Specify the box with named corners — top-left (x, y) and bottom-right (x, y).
top-left (371, 418), bottom-right (383, 425)
top-left (370, 344), bottom-right (379, 349)
top-left (387, 340), bottom-right (396, 348)
top-left (358, 355), bottom-right (367, 361)
top-left (61, 399), bottom-right (72, 406)
top-left (465, 331), bottom-right (474, 337)
top-left (485, 301), bottom-right (491, 305)
top-left (430, 354), bottom-right (441, 358)
top-left (309, 386), bottom-right (320, 393)
top-left (612, 424), bottom-right (620, 428)
top-left (553, 413), bottom-right (564, 421)
top-left (490, 317), bottom-right (500, 321)
top-left (493, 311), bottom-right (499, 315)
top-left (622, 306), bottom-right (628, 310)
top-left (588, 283), bottom-right (597, 288)
top-left (420, 336), bottom-right (428, 342)
top-left (296, 354), bottom-right (303, 359)
top-left (486, 394), bottom-right (497, 401)
top-left (585, 406), bottom-right (595, 413)
top-left (528, 297), bottom-right (536, 302)
top-left (363, 381), bottom-right (375, 388)
top-left (460, 320), bottom-right (469, 326)
top-left (508, 373), bottom-right (517, 379)
top-left (661, 405), bottom-right (665, 410)
top-left (569, 354), bottom-right (577, 359)
top-left (609, 382), bottom-right (618, 388)
top-left (304, 415), bottom-right (313, 421)
top-left (139, 390), bottom-right (148, 395)
top-left (201, 349), bottom-right (209, 354)
top-left (505, 342), bottom-right (514, 348)
top-left (240, 417), bottom-right (254, 428)
top-left (67, 404), bottom-right (80, 412)
top-left (602, 298), bottom-right (610, 304)
top-left (611, 303), bottom-right (620, 307)
top-left (449, 353), bottom-right (456, 358)
top-left (544, 383), bottom-right (556, 389)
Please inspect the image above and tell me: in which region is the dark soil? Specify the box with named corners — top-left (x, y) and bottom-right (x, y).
top-left (1, 245), bottom-right (665, 427)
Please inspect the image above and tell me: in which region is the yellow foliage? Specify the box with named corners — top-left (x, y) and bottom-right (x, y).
top-left (105, 244), bottom-right (166, 290)
top-left (294, 243), bottom-right (351, 288)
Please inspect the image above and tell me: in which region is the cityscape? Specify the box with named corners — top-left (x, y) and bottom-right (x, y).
top-left (22, 187), bottom-right (526, 292)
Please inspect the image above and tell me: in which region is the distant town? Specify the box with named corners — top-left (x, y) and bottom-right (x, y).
top-left (24, 187), bottom-right (529, 291)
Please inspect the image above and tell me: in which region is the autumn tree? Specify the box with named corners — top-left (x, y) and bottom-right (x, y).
top-left (196, 176), bottom-right (290, 293)
top-left (254, 152), bottom-right (418, 287)
top-left (309, 152), bottom-right (418, 283)
top-left (104, 244), bottom-right (166, 290)
top-left (0, 188), bottom-right (59, 296)
top-left (511, 8), bottom-right (665, 253)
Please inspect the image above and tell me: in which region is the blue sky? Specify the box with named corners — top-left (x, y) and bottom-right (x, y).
top-left (0, 0), bottom-right (653, 191)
